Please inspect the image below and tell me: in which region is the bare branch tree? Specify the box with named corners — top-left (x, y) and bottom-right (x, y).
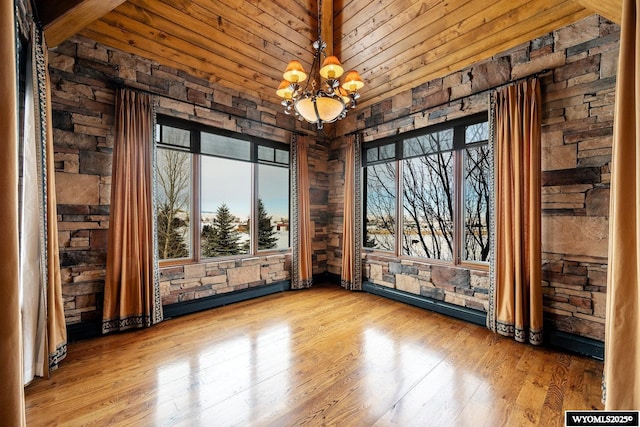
top-left (157, 149), bottom-right (190, 259)
top-left (365, 162), bottom-right (396, 250)
top-left (464, 144), bottom-right (490, 261)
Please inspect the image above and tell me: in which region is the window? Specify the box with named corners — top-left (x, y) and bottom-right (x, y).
top-left (156, 116), bottom-right (290, 262)
top-left (363, 113), bottom-right (490, 265)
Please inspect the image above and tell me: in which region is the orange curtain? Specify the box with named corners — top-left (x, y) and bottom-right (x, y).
top-left (40, 27), bottom-right (68, 375)
top-left (0, 0), bottom-right (26, 424)
top-left (341, 135), bottom-right (362, 291)
top-left (291, 135), bottom-right (313, 289)
top-left (489, 78), bottom-right (543, 345)
top-left (102, 89), bottom-right (163, 333)
top-left (604, 0), bottom-right (640, 409)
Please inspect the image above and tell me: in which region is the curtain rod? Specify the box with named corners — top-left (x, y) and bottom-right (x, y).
top-left (108, 80), bottom-right (308, 137)
top-left (343, 69), bottom-right (551, 137)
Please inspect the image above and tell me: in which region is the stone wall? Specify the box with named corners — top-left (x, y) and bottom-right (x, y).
top-left (329, 15), bottom-right (618, 341)
top-left (49, 36), bottom-right (326, 326)
top-left (160, 255), bottom-right (289, 304)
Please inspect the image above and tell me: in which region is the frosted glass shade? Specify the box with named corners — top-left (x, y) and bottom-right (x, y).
top-left (295, 96), bottom-right (345, 124)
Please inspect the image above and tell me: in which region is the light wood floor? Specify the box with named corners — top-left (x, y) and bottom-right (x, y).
top-left (25, 284), bottom-right (604, 426)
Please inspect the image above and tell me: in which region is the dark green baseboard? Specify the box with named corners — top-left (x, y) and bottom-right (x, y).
top-left (67, 280), bottom-right (291, 342)
top-left (363, 281), bottom-right (487, 326)
top-left (163, 280), bottom-right (290, 319)
top-left (363, 281), bottom-right (604, 360)
top-left (67, 277), bottom-right (604, 360)
top-left (546, 326), bottom-right (604, 360)
top-left (67, 321), bottom-right (101, 342)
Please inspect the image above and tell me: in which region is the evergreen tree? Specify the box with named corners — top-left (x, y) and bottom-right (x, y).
top-left (257, 198), bottom-right (278, 250)
top-left (201, 223), bottom-right (217, 258)
top-left (202, 203), bottom-right (242, 257)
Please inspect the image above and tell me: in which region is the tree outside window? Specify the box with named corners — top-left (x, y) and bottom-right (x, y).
top-left (157, 148), bottom-right (191, 261)
top-left (363, 113), bottom-right (490, 265)
top-left (155, 118), bottom-right (289, 263)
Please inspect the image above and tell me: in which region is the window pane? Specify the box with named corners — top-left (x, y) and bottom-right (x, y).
top-left (403, 129), bottom-right (453, 158)
top-left (364, 162), bottom-right (396, 251)
top-left (365, 147), bottom-right (379, 164)
top-left (365, 144), bottom-right (395, 165)
top-left (465, 122), bottom-right (488, 144)
top-left (258, 146), bottom-right (274, 162)
top-left (258, 164), bottom-right (289, 250)
top-left (200, 156), bottom-right (251, 257)
top-left (379, 144), bottom-right (395, 160)
top-left (156, 148), bottom-right (192, 260)
top-left (402, 153), bottom-right (454, 260)
top-left (201, 132), bottom-right (251, 161)
top-left (159, 125), bottom-right (190, 149)
top-left (464, 145), bottom-right (491, 262)
top-left (275, 149), bottom-right (289, 165)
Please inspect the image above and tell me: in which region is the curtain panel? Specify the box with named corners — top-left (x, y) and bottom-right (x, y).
top-left (604, 0), bottom-right (640, 409)
top-left (291, 135), bottom-right (313, 289)
top-left (1, 1), bottom-right (26, 423)
top-left (21, 23), bottom-right (68, 383)
top-left (488, 78), bottom-right (543, 345)
top-left (102, 89), bottom-right (162, 333)
top-left (341, 134), bottom-right (363, 291)
top-left (39, 25), bottom-right (68, 376)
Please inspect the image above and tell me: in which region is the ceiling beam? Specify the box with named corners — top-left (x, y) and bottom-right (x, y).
top-left (320, 0), bottom-right (334, 55)
top-left (572, 0), bottom-right (622, 23)
top-left (35, 0), bottom-right (127, 47)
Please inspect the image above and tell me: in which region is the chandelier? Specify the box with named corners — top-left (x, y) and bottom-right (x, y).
top-left (275, 0), bottom-right (364, 129)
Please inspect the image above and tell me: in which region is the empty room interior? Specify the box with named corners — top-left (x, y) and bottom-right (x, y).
top-left (2, 0), bottom-right (639, 425)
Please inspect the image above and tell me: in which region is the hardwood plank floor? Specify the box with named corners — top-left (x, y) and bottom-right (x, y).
top-left (25, 284), bottom-right (604, 426)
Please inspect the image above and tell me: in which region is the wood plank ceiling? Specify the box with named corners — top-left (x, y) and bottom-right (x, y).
top-left (37, 0), bottom-right (622, 111)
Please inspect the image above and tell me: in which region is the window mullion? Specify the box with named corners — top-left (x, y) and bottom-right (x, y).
top-left (251, 162), bottom-right (257, 254)
top-left (193, 150), bottom-right (202, 262)
top-left (453, 148), bottom-right (464, 265)
top-left (396, 158), bottom-right (403, 258)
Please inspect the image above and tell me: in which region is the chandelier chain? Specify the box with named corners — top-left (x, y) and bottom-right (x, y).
top-left (317, 0), bottom-right (322, 42)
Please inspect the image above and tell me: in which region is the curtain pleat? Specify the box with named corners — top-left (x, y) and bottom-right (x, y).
top-left (22, 39), bottom-right (46, 383)
top-left (291, 135), bottom-right (313, 289)
top-left (489, 78), bottom-right (543, 345)
top-left (604, 0), bottom-right (640, 409)
top-left (341, 135), bottom-right (362, 291)
top-left (39, 28), bottom-right (68, 374)
top-left (1, 0), bottom-right (26, 423)
top-left (102, 89), bottom-right (162, 333)
top-left (21, 18), bottom-right (67, 387)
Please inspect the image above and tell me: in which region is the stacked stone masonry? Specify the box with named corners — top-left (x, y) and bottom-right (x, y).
top-left (50, 36), bottom-right (326, 326)
top-left (329, 15), bottom-right (616, 341)
top-left (160, 255), bottom-right (290, 304)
